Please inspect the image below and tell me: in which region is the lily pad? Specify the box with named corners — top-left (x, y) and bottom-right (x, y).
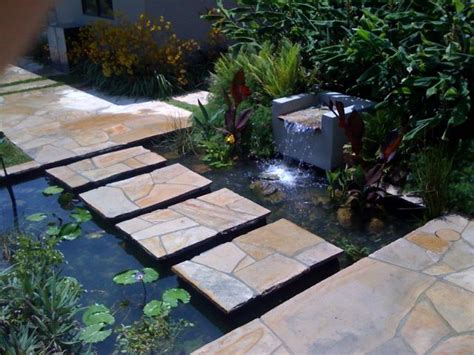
top-left (26, 213), bottom-right (47, 222)
top-left (59, 223), bottom-right (81, 240)
top-left (43, 185), bottom-right (64, 196)
top-left (113, 268), bottom-right (159, 285)
top-left (46, 224), bottom-right (61, 236)
top-left (79, 324), bottom-right (112, 344)
top-left (162, 288), bottom-right (191, 308)
top-left (113, 270), bottom-right (140, 285)
top-left (83, 304), bottom-right (114, 326)
top-left (143, 300), bottom-right (171, 317)
top-left (70, 208), bottom-right (92, 223)
top-left (142, 268), bottom-right (159, 284)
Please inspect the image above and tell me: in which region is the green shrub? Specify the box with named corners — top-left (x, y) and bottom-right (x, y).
top-left (241, 104), bottom-right (274, 158)
top-left (317, 1), bottom-right (473, 143)
top-left (210, 40), bottom-right (306, 104)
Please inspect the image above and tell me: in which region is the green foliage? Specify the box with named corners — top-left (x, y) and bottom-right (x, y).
top-left (80, 304), bottom-right (115, 344)
top-left (338, 238), bottom-right (370, 262)
top-left (326, 169), bottom-right (351, 201)
top-left (26, 212), bottom-right (48, 222)
top-left (412, 146), bottom-right (453, 220)
top-left (0, 234), bottom-right (83, 353)
top-left (43, 185), bottom-right (64, 196)
top-left (317, 1), bottom-right (473, 142)
top-left (203, 0), bottom-right (366, 64)
top-left (0, 134), bottom-right (31, 168)
top-left (162, 288), bottom-right (191, 307)
top-left (362, 110), bottom-right (402, 162)
top-left (448, 141), bottom-right (474, 216)
top-left (210, 40), bottom-right (306, 104)
top-left (241, 104), bottom-right (274, 158)
top-left (114, 317), bottom-right (192, 354)
top-left (73, 60), bottom-right (175, 99)
top-left (200, 134), bottom-right (234, 168)
top-left (113, 268), bottom-right (159, 285)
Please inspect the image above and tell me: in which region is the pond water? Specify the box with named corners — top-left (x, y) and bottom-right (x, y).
top-left (0, 152), bottom-right (418, 354)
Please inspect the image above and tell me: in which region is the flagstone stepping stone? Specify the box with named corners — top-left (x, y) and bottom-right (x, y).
top-left (46, 146), bottom-right (166, 191)
top-left (80, 164), bottom-right (211, 221)
top-left (173, 219), bottom-right (343, 313)
top-left (194, 215), bottom-right (472, 355)
top-left (116, 188), bottom-right (270, 261)
top-left (173, 90), bottom-right (209, 106)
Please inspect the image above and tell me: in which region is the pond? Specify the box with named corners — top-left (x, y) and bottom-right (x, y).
top-left (0, 151), bottom-right (418, 354)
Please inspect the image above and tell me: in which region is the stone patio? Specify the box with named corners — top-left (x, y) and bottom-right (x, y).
top-left (80, 164), bottom-right (211, 221)
top-left (173, 219), bottom-right (343, 313)
top-left (173, 90), bottom-right (210, 106)
top-left (0, 65), bottom-right (43, 85)
top-left (116, 188), bottom-right (271, 261)
top-left (194, 215), bottom-right (474, 354)
top-left (46, 146), bottom-right (166, 191)
top-left (0, 66), bottom-right (191, 169)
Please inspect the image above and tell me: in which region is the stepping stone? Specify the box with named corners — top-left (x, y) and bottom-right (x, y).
top-left (116, 188), bottom-right (270, 261)
top-left (46, 146), bottom-right (166, 191)
top-left (80, 163), bottom-right (211, 221)
top-left (173, 219), bottom-right (343, 313)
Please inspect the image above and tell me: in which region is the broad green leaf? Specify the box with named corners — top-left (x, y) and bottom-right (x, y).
top-left (26, 213), bottom-right (47, 222)
top-left (46, 225), bottom-right (61, 236)
top-left (60, 223), bottom-right (81, 240)
top-left (113, 270), bottom-right (140, 285)
top-left (79, 324), bottom-right (112, 344)
top-left (70, 208), bottom-right (92, 223)
top-left (162, 288), bottom-right (191, 307)
top-left (58, 192), bottom-right (75, 208)
top-left (142, 268), bottom-right (159, 284)
top-left (43, 185), bottom-right (64, 196)
top-left (143, 300), bottom-right (171, 317)
top-left (83, 304), bottom-right (114, 326)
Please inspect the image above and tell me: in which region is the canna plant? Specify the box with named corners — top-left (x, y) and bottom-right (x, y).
top-left (219, 69), bottom-right (253, 146)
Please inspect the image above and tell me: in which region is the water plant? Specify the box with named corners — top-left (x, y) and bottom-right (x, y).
top-left (113, 267), bottom-right (159, 305)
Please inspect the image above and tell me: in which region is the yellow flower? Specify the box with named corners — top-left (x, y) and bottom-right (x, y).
top-left (225, 134), bottom-right (236, 145)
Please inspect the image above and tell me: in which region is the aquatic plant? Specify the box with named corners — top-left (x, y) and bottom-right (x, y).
top-left (113, 267), bottom-right (159, 305)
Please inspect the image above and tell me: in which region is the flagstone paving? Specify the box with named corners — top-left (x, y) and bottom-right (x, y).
top-left (0, 78), bottom-right (61, 96)
top-left (193, 215), bottom-right (474, 355)
top-left (116, 188), bottom-right (271, 261)
top-left (0, 65), bottom-right (43, 85)
top-left (173, 219), bottom-right (343, 313)
top-left (173, 90), bottom-right (209, 106)
top-left (80, 164), bottom-right (211, 221)
top-left (0, 66), bottom-right (191, 169)
top-left (46, 146), bottom-right (166, 191)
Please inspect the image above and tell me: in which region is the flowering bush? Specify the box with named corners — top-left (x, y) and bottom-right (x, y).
top-left (70, 14), bottom-right (198, 97)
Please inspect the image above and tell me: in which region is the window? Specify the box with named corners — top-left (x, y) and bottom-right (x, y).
top-left (82, 0), bottom-right (114, 19)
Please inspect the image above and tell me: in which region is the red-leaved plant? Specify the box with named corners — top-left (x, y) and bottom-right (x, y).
top-left (218, 69), bottom-right (253, 144)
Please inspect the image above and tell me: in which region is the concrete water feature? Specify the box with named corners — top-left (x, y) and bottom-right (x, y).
top-left (272, 92), bottom-right (374, 170)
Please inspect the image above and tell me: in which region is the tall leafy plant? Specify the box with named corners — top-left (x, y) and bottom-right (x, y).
top-left (318, 0), bottom-right (473, 142)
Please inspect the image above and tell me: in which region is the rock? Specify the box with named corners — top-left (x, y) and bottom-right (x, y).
top-left (311, 194), bottom-right (331, 206)
top-left (337, 207), bottom-right (353, 228)
top-left (259, 172), bottom-right (280, 181)
top-left (368, 218), bottom-right (385, 234)
top-left (250, 180), bottom-right (277, 196)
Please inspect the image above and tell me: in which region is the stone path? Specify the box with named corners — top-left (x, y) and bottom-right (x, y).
top-left (0, 65), bottom-right (43, 85)
top-left (0, 78), bottom-right (60, 96)
top-left (173, 90), bottom-right (209, 106)
top-left (80, 164), bottom-right (211, 221)
top-left (173, 219), bottom-right (343, 313)
top-left (46, 146), bottom-right (166, 191)
top-left (194, 215), bottom-right (474, 355)
top-left (0, 66), bottom-right (191, 169)
top-left (117, 188), bottom-right (270, 261)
